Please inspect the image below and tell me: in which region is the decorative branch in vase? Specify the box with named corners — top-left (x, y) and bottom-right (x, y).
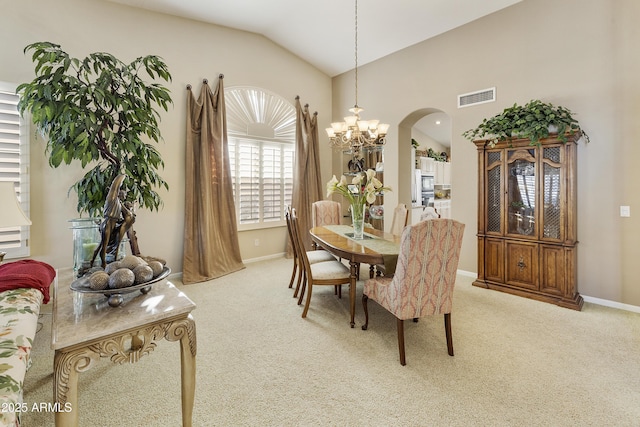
top-left (326, 169), bottom-right (391, 239)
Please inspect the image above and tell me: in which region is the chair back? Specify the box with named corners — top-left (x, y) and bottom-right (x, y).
top-left (289, 208), bottom-right (311, 274)
top-left (285, 206), bottom-right (298, 259)
top-left (389, 203), bottom-right (409, 236)
top-left (387, 219), bottom-right (465, 319)
top-left (312, 200), bottom-right (341, 227)
top-left (420, 206), bottom-right (440, 221)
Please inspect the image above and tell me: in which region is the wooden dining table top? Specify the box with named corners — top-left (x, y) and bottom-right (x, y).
top-left (309, 225), bottom-right (401, 265)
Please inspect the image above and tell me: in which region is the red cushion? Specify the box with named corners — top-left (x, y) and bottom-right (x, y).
top-left (0, 260), bottom-right (56, 304)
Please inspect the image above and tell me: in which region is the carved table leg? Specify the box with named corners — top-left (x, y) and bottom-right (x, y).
top-left (54, 348), bottom-right (99, 427)
top-left (176, 316), bottom-right (197, 427)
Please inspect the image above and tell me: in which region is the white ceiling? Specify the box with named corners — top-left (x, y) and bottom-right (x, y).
top-left (105, 0), bottom-right (521, 146)
top-left (105, 0), bottom-right (521, 77)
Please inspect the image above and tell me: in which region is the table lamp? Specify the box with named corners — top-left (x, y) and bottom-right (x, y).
top-left (0, 182), bottom-right (31, 263)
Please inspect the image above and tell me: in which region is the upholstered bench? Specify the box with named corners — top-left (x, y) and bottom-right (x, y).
top-left (0, 260), bottom-right (55, 427)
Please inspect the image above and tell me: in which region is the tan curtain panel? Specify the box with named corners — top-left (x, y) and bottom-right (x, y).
top-left (183, 76), bottom-right (245, 284)
top-left (290, 97), bottom-right (323, 253)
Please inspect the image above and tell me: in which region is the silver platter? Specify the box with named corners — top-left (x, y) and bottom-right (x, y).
top-left (71, 267), bottom-right (171, 307)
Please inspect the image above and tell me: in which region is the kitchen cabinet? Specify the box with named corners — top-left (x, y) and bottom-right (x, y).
top-left (433, 199), bottom-right (451, 219)
top-left (473, 134), bottom-right (583, 310)
top-left (434, 161), bottom-right (451, 186)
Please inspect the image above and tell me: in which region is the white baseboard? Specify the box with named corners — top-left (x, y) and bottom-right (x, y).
top-left (243, 252), bottom-right (287, 264)
top-left (581, 295), bottom-right (640, 314)
top-left (457, 269), bottom-right (477, 278)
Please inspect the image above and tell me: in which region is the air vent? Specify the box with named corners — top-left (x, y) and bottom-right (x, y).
top-left (457, 87), bottom-right (496, 108)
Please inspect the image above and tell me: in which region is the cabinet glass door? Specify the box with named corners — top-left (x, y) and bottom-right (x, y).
top-left (542, 146), bottom-right (562, 239)
top-left (507, 149), bottom-right (536, 236)
top-left (486, 151), bottom-right (502, 233)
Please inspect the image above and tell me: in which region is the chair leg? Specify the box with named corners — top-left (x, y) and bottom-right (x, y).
top-left (369, 265), bottom-right (375, 279)
top-left (293, 266), bottom-right (303, 298)
top-left (288, 259), bottom-right (298, 289)
top-left (444, 313), bottom-right (454, 356)
top-left (301, 282), bottom-right (313, 318)
top-left (361, 294), bottom-right (369, 330)
top-left (397, 318), bottom-right (406, 366)
top-left (296, 272), bottom-right (307, 305)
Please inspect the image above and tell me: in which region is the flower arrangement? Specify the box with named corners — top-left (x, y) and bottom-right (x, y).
top-left (326, 169), bottom-right (391, 238)
top-left (326, 169), bottom-right (391, 211)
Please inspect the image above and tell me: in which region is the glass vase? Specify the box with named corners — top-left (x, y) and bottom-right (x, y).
top-left (351, 203), bottom-right (366, 239)
top-left (69, 218), bottom-right (102, 278)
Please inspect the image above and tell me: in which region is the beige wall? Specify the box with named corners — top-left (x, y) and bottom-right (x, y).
top-left (0, 0), bottom-right (333, 271)
top-left (332, 0), bottom-right (640, 306)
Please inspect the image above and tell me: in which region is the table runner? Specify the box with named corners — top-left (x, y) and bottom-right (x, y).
top-left (324, 225), bottom-right (399, 275)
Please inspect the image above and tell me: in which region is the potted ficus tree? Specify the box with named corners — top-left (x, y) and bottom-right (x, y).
top-left (462, 99), bottom-right (590, 146)
top-left (17, 41), bottom-right (173, 268)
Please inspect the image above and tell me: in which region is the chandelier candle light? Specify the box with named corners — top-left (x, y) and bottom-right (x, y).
top-left (326, 169), bottom-right (391, 239)
top-left (326, 0), bottom-right (389, 150)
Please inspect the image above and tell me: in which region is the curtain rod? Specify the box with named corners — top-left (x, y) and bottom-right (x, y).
top-left (186, 75), bottom-right (225, 90)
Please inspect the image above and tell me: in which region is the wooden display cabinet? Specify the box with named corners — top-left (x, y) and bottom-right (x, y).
top-left (473, 134), bottom-right (583, 310)
top-left (342, 146), bottom-right (384, 230)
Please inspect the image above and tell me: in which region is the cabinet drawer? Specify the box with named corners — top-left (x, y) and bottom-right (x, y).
top-left (505, 241), bottom-right (538, 290)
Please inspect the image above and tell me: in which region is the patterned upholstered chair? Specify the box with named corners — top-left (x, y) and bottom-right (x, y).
top-left (311, 200), bottom-right (342, 227)
top-left (285, 207), bottom-right (335, 298)
top-left (290, 208), bottom-right (351, 318)
top-left (370, 203), bottom-right (409, 278)
top-left (311, 200), bottom-right (345, 294)
top-left (362, 219), bottom-right (465, 365)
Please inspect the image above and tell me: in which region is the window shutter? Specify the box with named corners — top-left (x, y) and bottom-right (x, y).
top-left (0, 82), bottom-right (30, 258)
top-left (226, 87), bottom-right (296, 228)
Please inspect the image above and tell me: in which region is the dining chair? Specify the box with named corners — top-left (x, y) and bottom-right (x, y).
top-left (285, 206), bottom-right (336, 296)
top-left (362, 219), bottom-right (465, 365)
top-left (311, 200), bottom-right (345, 295)
top-left (311, 200), bottom-right (342, 227)
top-left (290, 208), bottom-right (351, 319)
top-left (370, 203), bottom-right (408, 278)
top-left (420, 206), bottom-right (440, 221)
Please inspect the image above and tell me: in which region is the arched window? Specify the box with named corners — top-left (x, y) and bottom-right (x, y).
top-left (225, 87), bottom-right (296, 229)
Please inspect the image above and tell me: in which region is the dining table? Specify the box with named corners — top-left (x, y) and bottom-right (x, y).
top-left (309, 224), bottom-right (401, 328)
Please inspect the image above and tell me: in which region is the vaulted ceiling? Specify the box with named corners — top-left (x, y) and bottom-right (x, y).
top-left (105, 0), bottom-right (521, 77)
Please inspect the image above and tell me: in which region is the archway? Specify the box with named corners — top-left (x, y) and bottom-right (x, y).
top-left (397, 108), bottom-right (452, 225)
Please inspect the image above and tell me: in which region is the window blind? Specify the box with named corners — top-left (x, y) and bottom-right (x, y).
top-left (0, 82), bottom-right (30, 258)
top-left (230, 137), bottom-right (294, 226)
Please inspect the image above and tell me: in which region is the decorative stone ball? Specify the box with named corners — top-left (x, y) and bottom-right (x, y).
top-left (147, 260), bottom-right (164, 278)
top-left (133, 264), bottom-right (154, 284)
top-left (119, 255), bottom-right (146, 270)
top-left (104, 261), bottom-right (122, 275)
top-left (108, 268), bottom-right (135, 289)
top-left (88, 271), bottom-right (110, 291)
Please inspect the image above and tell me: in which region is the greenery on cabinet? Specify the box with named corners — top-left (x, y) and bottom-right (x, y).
top-left (17, 42), bottom-right (173, 217)
top-left (462, 99), bottom-right (590, 147)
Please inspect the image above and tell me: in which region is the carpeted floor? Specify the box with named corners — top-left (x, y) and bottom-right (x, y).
top-left (22, 256), bottom-right (640, 426)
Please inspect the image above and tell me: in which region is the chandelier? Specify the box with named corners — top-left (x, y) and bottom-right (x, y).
top-left (326, 0), bottom-right (389, 151)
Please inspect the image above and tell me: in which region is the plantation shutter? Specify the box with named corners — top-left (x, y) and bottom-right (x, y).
top-left (229, 137), bottom-right (294, 225)
top-left (0, 82), bottom-right (30, 258)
